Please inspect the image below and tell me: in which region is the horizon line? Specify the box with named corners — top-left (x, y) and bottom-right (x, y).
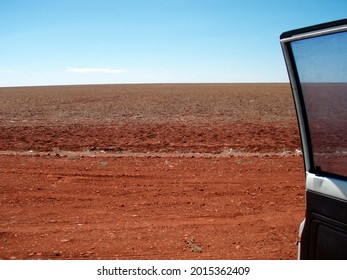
top-left (0, 81), bottom-right (291, 89)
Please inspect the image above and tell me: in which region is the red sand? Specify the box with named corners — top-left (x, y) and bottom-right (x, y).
top-left (0, 84), bottom-right (305, 259)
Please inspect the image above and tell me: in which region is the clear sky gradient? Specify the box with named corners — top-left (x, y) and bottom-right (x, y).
top-left (1, 0), bottom-right (347, 87)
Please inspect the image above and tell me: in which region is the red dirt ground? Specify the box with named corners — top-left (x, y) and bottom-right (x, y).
top-left (0, 83), bottom-right (305, 259)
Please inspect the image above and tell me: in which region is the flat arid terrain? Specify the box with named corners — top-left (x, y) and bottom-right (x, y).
top-left (0, 83), bottom-right (305, 259)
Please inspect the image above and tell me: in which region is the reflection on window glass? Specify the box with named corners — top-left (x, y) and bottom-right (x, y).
top-left (291, 32), bottom-right (347, 177)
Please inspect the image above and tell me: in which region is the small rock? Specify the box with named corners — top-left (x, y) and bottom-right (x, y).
top-left (53, 250), bottom-right (61, 256)
top-left (60, 239), bottom-right (70, 243)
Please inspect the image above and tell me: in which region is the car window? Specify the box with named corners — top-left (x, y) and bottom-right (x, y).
top-left (290, 31), bottom-right (347, 178)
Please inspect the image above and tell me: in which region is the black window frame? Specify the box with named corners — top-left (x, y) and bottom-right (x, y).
top-left (281, 19), bottom-right (347, 181)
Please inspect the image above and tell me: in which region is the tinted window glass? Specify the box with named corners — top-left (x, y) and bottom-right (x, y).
top-left (291, 32), bottom-right (347, 178)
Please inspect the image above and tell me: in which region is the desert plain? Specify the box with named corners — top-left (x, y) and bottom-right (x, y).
top-left (0, 83), bottom-right (305, 259)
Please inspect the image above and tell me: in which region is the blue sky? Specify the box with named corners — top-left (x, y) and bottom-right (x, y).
top-left (1, 0), bottom-right (347, 87)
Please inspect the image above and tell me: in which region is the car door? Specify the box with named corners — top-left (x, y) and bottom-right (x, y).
top-left (280, 19), bottom-right (347, 259)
